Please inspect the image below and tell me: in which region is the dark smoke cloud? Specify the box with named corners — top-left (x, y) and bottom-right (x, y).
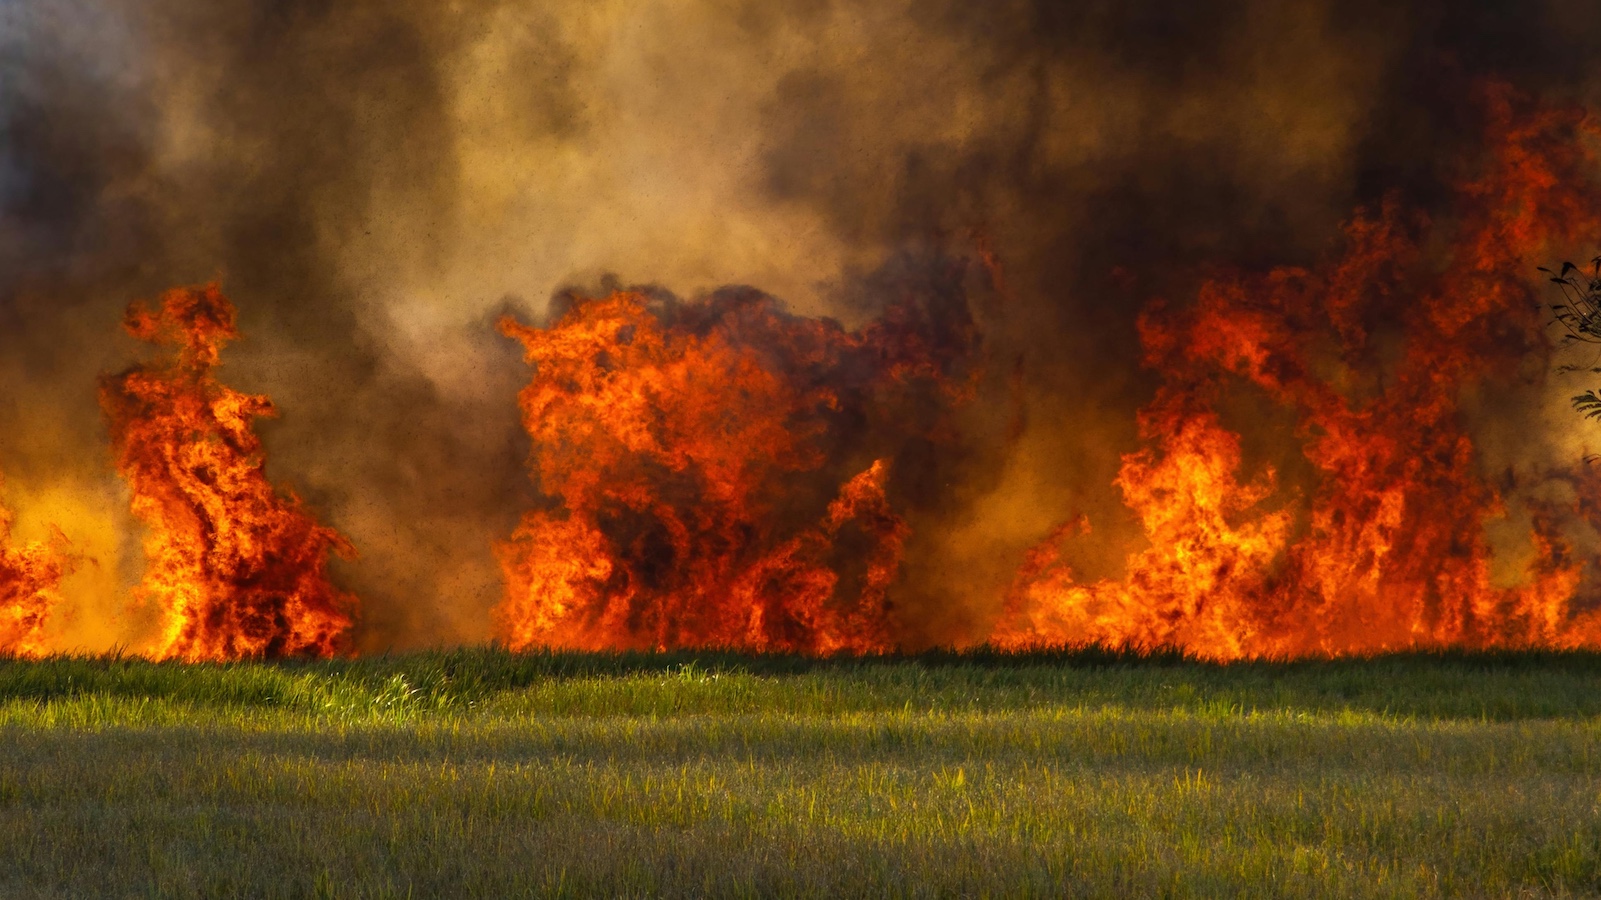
top-left (2, 0), bottom-right (1598, 650)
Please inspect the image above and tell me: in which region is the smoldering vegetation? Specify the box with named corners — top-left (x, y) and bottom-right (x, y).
top-left (4, 0), bottom-right (1601, 652)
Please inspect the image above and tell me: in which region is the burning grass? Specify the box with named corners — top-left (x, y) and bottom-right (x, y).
top-left (100, 285), bottom-right (356, 661)
top-left (2, 649), bottom-right (1601, 897)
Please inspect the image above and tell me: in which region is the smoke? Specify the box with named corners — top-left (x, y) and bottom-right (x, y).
top-left (3, 0), bottom-right (1600, 652)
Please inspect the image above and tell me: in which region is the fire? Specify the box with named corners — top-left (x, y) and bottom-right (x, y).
top-left (494, 284), bottom-right (972, 652)
top-left (0, 483), bottom-right (70, 657)
top-left (100, 285), bottom-right (356, 660)
top-left (9, 83), bottom-right (1599, 661)
top-left (995, 85), bottom-right (1601, 659)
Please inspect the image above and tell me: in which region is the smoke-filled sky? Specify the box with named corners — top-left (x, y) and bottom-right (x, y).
top-left (5, 0), bottom-right (1601, 652)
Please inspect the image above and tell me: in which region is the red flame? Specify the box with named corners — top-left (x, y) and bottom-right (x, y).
top-left (33, 85), bottom-right (1601, 661)
top-left (100, 285), bottom-right (356, 660)
top-left (494, 286), bottom-right (971, 652)
top-left (995, 85), bottom-right (1601, 659)
top-left (0, 484), bottom-right (70, 657)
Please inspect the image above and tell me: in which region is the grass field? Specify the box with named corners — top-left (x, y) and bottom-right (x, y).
top-left (2, 648), bottom-right (1601, 898)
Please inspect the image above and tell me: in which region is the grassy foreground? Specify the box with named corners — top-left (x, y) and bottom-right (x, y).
top-left (3, 649), bottom-right (1601, 898)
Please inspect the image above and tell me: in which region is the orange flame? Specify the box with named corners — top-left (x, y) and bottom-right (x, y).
top-left (100, 285), bottom-right (356, 660)
top-left (995, 84), bottom-right (1601, 659)
top-left (494, 286), bottom-right (971, 652)
top-left (0, 483), bottom-right (70, 657)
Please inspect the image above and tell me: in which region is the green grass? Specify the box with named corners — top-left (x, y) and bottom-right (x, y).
top-left (3, 648), bottom-right (1601, 897)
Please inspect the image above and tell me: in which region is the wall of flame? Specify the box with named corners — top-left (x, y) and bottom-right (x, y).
top-left (5, 0), bottom-right (1601, 656)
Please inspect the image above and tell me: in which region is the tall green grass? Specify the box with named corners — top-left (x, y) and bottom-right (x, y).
top-left (2, 648), bottom-right (1600, 897)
